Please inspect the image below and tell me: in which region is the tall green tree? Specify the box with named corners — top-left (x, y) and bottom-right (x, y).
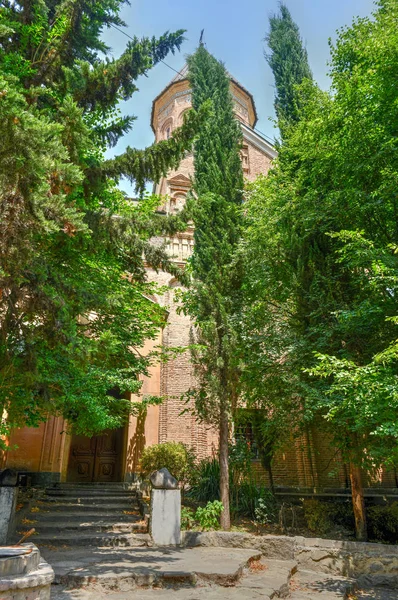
top-left (183, 45), bottom-right (244, 530)
top-left (0, 0), bottom-right (206, 444)
top-left (265, 3), bottom-right (312, 137)
top-left (242, 0), bottom-right (398, 540)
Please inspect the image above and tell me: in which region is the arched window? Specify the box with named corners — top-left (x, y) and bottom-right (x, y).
top-left (240, 144), bottom-right (250, 174)
top-left (161, 119), bottom-right (173, 140)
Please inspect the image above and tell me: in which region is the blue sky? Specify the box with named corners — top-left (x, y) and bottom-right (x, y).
top-left (102, 0), bottom-right (376, 192)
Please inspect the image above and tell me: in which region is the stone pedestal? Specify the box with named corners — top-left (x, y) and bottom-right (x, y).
top-left (0, 487), bottom-right (17, 544)
top-left (150, 488), bottom-right (181, 546)
top-left (150, 468), bottom-right (181, 546)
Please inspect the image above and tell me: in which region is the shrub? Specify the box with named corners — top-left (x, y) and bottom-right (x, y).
top-left (140, 442), bottom-right (195, 489)
top-left (189, 455), bottom-right (277, 520)
top-left (254, 491), bottom-right (278, 525)
top-left (368, 502), bottom-right (398, 543)
top-left (195, 500), bottom-right (224, 531)
top-left (303, 499), bottom-right (332, 534)
top-left (330, 501), bottom-right (355, 532)
top-left (181, 507), bottom-right (196, 530)
top-left (188, 458), bottom-right (220, 502)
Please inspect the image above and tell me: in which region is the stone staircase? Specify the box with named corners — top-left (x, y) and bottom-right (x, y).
top-left (12, 490), bottom-right (396, 600)
top-left (18, 483), bottom-right (148, 548)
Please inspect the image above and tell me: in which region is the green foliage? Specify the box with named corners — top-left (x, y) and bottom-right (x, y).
top-left (189, 452), bottom-right (276, 520)
top-left (241, 0), bottom-right (398, 479)
top-left (183, 46), bottom-right (244, 421)
top-left (180, 506), bottom-right (196, 530)
top-left (231, 481), bottom-right (262, 519)
top-left (188, 458), bottom-right (220, 503)
top-left (195, 500), bottom-right (224, 531)
top-left (254, 493), bottom-right (277, 525)
top-left (367, 502), bottom-right (398, 543)
top-left (303, 499), bottom-right (333, 534)
top-left (265, 3), bottom-right (312, 136)
top-left (183, 43), bottom-right (245, 528)
top-left (0, 0), bottom-right (207, 443)
top-left (140, 442), bottom-right (195, 489)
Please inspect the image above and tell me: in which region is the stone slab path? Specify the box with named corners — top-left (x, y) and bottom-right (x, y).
top-left (43, 546), bottom-right (263, 589)
top-left (44, 546), bottom-right (297, 599)
top-left (38, 533), bottom-right (398, 600)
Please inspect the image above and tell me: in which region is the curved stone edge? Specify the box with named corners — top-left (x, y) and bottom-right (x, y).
top-left (194, 551), bottom-right (263, 586)
top-left (0, 559), bottom-right (54, 592)
top-left (0, 544), bottom-right (40, 577)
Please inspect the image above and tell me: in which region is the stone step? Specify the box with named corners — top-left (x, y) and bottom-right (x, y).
top-left (31, 511), bottom-right (141, 523)
top-left (36, 500), bottom-right (140, 511)
top-left (289, 569), bottom-right (354, 599)
top-left (32, 504), bottom-right (140, 516)
top-left (46, 488), bottom-right (138, 497)
top-left (41, 495), bottom-right (138, 505)
top-left (54, 482), bottom-right (136, 487)
top-left (44, 490), bottom-right (137, 499)
top-left (237, 558), bottom-right (296, 597)
top-left (43, 546), bottom-right (264, 591)
top-left (34, 531), bottom-right (151, 547)
top-left (30, 520), bottom-right (147, 534)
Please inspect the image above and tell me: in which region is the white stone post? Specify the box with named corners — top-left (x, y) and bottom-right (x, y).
top-left (150, 468), bottom-right (181, 546)
top-left (0, 469), bottom-right (18, 544)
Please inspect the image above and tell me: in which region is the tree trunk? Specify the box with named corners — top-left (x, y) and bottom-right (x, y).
top-left (260, 453), bottom-right (275, 494)
top-left (219, 406), bottom-right (231, 530)
top-left (266, 462), bottom-right (275, 494)
top-left (349, 462), bottom-right (367, 541)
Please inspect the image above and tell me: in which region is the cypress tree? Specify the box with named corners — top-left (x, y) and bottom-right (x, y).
top-left (185, 46), bottom-right (244, 530)
top-left (266, 3), bottom-right (312, 136)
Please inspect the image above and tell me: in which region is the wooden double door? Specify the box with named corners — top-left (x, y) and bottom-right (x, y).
top-left (67, 428), bottom-right (124, 482)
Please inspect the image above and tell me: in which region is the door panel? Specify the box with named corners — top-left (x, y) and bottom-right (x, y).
top-left (67, 428), bottom-right (124, 482)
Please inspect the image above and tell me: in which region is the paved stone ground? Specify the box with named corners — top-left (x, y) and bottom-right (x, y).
top-left (41, 543), bottom-right (398, 600)
top-left (42, 546), bottom-right (263, 587)
top-left (44, 547), bottom-right (296, 599)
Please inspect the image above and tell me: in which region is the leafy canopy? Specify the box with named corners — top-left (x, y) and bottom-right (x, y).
top-left (0, 0), bottom-right (207, 443)
top-left (241, 0), bottom-right (398, 468)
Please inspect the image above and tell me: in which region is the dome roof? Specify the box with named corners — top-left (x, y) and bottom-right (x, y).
top-left (151, 63), bottom-right (258, 132)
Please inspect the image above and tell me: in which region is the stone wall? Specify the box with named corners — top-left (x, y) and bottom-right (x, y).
top-left (182, 532), bottom-right (398, 587)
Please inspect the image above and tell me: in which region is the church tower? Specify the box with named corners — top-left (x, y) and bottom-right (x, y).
top-left (144, 65), bottom-right (277, 460)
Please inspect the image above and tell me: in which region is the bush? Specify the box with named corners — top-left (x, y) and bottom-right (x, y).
top-left (303, 499), bottom-right (332, 534)
top-left (181, 507), bottom-right (196, 530)
top-left (195, 500), bottom-right (224, 531)
top-left (330, 501), bottom-right (355, 531)
top-left (368, 502), bottom-right (398, 543)
top-left (254, 491), bottom-right (278, 525)
top-left (188, 458), bottom-right (220, 502)
top-left (189, 455), bottom-right (277, 520)
top-left (140, 442), bottom-right (195, 489)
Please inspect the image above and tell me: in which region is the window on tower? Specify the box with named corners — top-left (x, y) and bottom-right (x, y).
top-left (161, 119), bottom-right (173, 140)
top-left (241, 144), bottom-right (250, 174)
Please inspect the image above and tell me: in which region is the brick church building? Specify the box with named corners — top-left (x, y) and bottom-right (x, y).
top-left (2, 67), bottom-right (397, 491)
